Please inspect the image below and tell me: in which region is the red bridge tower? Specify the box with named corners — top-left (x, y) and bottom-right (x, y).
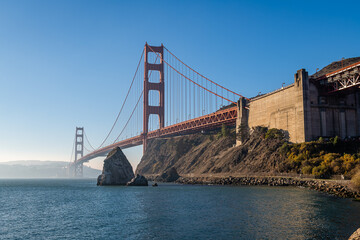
top-left (143, 43), bottom-right (164, 153)
top-left (74, 127), bottom-right (84, 177)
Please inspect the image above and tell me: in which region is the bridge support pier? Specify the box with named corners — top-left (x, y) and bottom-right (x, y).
top-left (143, 43), bottom-right (165, 154)
top-left (74, 127), bottom-right (84, 177)
top-left (236, 97), bottom-right (249, 146)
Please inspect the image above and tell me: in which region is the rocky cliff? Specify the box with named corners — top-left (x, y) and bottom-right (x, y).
top-left (136, 127), bottom-right (287, 177)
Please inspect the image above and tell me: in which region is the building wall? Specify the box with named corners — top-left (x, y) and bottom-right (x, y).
top-left (236, 69), bottom-right (360, 145)
top-left (241, 69), bottom-right (309, 143)
top-left (309, 88), bottom-right (358, 139)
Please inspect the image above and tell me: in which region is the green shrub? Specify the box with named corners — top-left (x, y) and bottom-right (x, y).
top-left (265, 128), bottom-right (285, 140)
top-left (332, 136), bottom-right (340, 146)
top-left (277, 134), bottom-right (360, 178)
top-left (221, 124), bottom-right (229, 137)
top-left (301, 166), bottom-right (313, 174)
top-left (322, 153), bottom-right (340, 165)
top-left (253, 126), bottom-right (268, 138)
top-left (312, 165), bottom-right (331, 178)
top-left (312, 166), bottom-right (323, 178)
top-left (279, 142), bottom-right (291, 155)
top-left (308, 157), bottom-right (322, 167)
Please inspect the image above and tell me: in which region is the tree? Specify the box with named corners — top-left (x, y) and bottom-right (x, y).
top-left (221, 124), bottom-right (229, 137)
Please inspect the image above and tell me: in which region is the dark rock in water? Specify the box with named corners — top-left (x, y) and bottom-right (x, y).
top-left (97, 147), bottom-right (134, 186)
top-left (152, 182), bottom-right (158, 187)
top-left (156, 167), bottom-right (180, 182)
top-left (349, 228), bottom-right (360, 240)
top-left (127, 174), bottom-right (148, 186)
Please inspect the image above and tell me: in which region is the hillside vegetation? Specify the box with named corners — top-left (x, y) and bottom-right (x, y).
top-left (281, 136), bottom-right (360, 178)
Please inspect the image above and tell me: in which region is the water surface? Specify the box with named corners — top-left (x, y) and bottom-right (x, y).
top-left (0, 179), bottom-right (359, 239)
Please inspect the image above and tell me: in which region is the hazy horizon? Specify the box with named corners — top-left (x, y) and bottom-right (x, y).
top-left (0, 160), bottom-right (101, 178)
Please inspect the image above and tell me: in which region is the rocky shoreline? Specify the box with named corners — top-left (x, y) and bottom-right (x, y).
top-left (175, 176), bottom-right (360, 199)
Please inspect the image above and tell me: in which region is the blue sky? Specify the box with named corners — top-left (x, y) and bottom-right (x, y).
top-left (0, 0), bottom-right (359, 170)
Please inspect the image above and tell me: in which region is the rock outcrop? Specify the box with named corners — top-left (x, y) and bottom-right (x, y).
top-left (349, 228), bottom-right (360, 240)
top-left (155, 167), bottom-right (180, 182)
top-left (97, 147), bottom-right (134, 186)
top-left (127, 174), bottom-right (148, 186)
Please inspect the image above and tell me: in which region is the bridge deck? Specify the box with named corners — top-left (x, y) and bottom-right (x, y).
top-left (75, 106), bottom-right (237, 164)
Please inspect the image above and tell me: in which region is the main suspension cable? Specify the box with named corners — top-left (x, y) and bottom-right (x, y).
top-left (83, 145), bottom-right (92, 153)
top-left (84, 130), bottom-right (96, 151)
top-left (97, 49), bottom-right (144, 149)
top-left (112, 53), bottom-right (160, 143)
top-left (113, 90), bottom-right (144, 143)
top-left (164, 46), bottom-right (248, 100)
top-left (148, 45), bottom-right (236, 104)
top-left (69, 135), bottom-right (76, 163)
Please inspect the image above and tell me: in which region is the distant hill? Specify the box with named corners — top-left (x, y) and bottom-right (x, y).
top-left (0, 160), bottom-right (101, 178)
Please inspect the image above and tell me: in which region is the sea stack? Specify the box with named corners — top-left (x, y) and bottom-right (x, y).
top-left (97, 147), bottom-right (135, 185)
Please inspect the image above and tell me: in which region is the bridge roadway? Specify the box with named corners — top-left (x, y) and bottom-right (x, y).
top-left (75, 106), bottom-right (238, 165)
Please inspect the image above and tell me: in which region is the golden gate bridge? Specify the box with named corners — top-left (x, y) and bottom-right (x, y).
top-left (69, 43), bottom-right (246, 177)
top-left (69, 43), bottom-right (360, 177)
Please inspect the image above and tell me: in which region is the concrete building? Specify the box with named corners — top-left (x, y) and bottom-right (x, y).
top-left (236, 59), bottom-right (360, 144)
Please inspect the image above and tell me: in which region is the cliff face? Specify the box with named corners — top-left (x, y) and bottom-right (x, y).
top-left (136, 128), bottom-right (287, 177)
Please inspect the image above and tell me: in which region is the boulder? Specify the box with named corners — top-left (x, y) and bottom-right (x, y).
top-left (349, 228), bottom-right (360, 240)
top-left (127, 174), bottom-right (148, 186)
top-left (155, 167), bottom-right (180, 182)
top-left (97, 147), bottom-right (134, 186)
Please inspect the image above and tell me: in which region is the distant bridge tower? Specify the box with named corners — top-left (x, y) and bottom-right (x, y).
top-left (74, 127), bottom-right (84, 177)
top-left (143, 43), bottom-right (164, 153)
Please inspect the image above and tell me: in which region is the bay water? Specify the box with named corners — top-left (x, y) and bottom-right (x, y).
top-left (0, 179), bottom-right (359, 239)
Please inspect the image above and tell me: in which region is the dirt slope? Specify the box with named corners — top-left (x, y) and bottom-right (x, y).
top-left (136, 128), bottom-right (287, 177)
